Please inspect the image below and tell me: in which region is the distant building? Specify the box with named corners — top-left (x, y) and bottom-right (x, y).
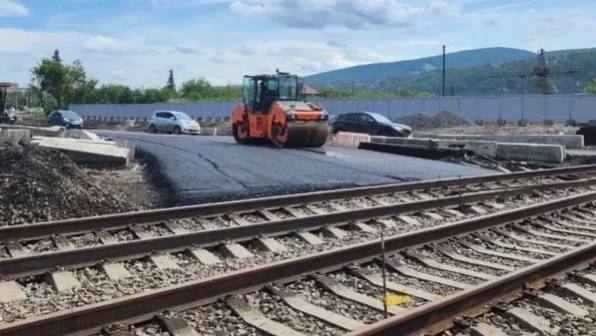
top-left (303, 84), bottom-right (319, 97)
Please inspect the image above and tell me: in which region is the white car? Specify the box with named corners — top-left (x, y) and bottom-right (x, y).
top-left (148, 110), bottom-right (201, 135)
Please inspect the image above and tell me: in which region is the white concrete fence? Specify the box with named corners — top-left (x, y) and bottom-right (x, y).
top-left (70, 94), bottom-right (596, 123)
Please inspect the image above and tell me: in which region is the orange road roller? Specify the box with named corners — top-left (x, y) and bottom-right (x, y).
top-left (231, 72), bottom-right (329, 147)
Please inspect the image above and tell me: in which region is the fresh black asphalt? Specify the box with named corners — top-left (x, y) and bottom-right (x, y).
top-left (99, 131), bottom-right (496, 205)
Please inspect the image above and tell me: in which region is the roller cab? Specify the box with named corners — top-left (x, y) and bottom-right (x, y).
top-left (232, 72), bottom-right (329, 148)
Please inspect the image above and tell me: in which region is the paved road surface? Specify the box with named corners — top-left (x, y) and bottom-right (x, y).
top-left (100, 131), bottom-right (496, 204)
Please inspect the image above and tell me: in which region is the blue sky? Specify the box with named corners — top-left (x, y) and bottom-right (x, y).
top-left (1, 0), bottom-right (595, 87)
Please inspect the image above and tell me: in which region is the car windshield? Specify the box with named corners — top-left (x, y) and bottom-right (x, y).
top-left (173, 112), bottom-right (192, 121)
top-left (61, 111), bottom-right (80, 119)
top-left (368, 112), bottom-right (392, 124)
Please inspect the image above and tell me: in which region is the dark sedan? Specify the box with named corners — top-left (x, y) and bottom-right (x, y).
top-left (47, 110), bottom-right (84, 129)
top-left (331, 112), bottom-right (412, 137)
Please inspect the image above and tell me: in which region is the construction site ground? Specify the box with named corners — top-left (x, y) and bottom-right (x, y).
top-left (98, 130), bottom-right (494, 205)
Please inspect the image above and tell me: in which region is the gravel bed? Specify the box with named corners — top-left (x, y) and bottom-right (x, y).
top-left (538, 221), bottom-right (596, 237)
top-left (145, 224), bottom-right (174, 237)
top-left (22, 238), bottom-right (56, 254)
top-left (291, 205), bottom-right (316, 216)
top-left (172, 218), bottom-right (204, 232)
top-left (69, 233), bottom-right (101, 249)
top-left (269, 208), bottom-right (295, 219)
top-left (203, 215), bottom-right (237, 228)
top-left (240, 212), bottom-right (267, 223)
top-left (330, 272), bottom-right (426, 308)
top-left (246, 291), bottom-right (343, 336)
top-left (133, 322), bottom-right (167, 336)
top-left (332, 199), bottom-right (362, 209)
top-left (282, 280), bottom-right (385, 324)
top-left (111, 229), bottom-right (136, 242)
top-left (363, 264), bottom-right (459, 296)
top-left (311, 202), bottom-right (338, 213)
top-left (183, 302), bottom-right (264, 336)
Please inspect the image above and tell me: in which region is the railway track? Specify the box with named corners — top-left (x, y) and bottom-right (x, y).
top-left (1, 170), bottom-right (596, 336)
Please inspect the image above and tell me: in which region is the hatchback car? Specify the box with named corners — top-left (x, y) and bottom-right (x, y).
top-left (47, 110), bottom-right (84, 128)
top-left (148, 110), bottom-right (201, 135)
top-left (331, 111), bottom-right (411, 137)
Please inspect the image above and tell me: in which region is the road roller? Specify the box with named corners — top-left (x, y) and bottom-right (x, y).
top-left (231, 72), bottom-right (329, 147)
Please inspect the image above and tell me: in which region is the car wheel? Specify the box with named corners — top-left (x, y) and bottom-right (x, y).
top-left (173, 126), bottom-right (181, 135)
top-left (149, 124), bottom-right (157, 133)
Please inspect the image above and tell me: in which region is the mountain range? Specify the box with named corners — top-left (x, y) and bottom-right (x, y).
top-left (305, 47), bottom-right (596, 96)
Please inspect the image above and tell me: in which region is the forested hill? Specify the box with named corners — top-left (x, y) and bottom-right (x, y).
top-left (306, 47), bottom-right (534, 86)
top-left (308, 48), bottom-right (596, 96)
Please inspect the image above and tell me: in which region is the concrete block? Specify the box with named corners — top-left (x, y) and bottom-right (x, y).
top-left (496, 142), bottom-right (565, 163)
top-left (63, 129), bottom-right (103, 141)
top-left (0, 129), bottom-right (31, 145)
top-left (31, 136), bottom-right (130, 166)
top-left (219, 243), bottom-right (253, 259)
top-left (189, 248), bottom-right (221, 265)
top-left (150, 255), bottom-right (180, 270)
top-left (436, 139), bottom-right (498, 157)
top-left (333, 132), bottom-right (371, 148)
top-left (371, 136), bottom-right (438, 148)
top-left (254, 237), bottom-right (287, 253)
top-left (0, 281), bottom-right (27, 303)
top-left (101, 263), bottom-right (132, 280)
top-left (49, 271), bottom-right (81, 292)
top-left (419, 133), bottom-right (584, 150)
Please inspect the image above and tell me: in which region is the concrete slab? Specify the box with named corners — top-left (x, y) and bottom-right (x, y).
top-left (101, 263), bottom-right (132, 280)
top-left (496, 142), bottom-right (565, 163)
top-left (63, 129), bottom-right (103, 142)
top-left (419, 133), bottom-right (584, 150)
top-left (150, 255), bottom-right (180, 270)
top-left (321, 226), bottom-right (347, 239)
top-left (333, 132), bottom-right (371, 149)
top-left (96, 230), bottom-right (118, 244)
top-left (295, 231), bottom-right (323, 245)
top-left (0, 125), bottom-right (63, 137)
top-left (470, 322), bottom-right (508, 336)
top-left (0, 281), bottom-right (27, 303)
top-left (0, 129), bottom-right (30, 145)
top-left (159, 317), bottom-right (199, 336)
top-left (31, 136), bottom-right (130, 166)
top-left (189, 248), bottom-right (221, 265)
top-left (505, 307), bottom-right (559, 334)
top-left (254, 237), bottom-right (287, 253)
top-left (6, 241), bottom-right (28, 257)
top-left (49, 271), bottom-right (81, 292)
top-left (219, 243), bottom-right (254, 259)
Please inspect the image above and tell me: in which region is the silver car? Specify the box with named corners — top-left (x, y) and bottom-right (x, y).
top-left (148, 110), bottom-right (201, 135)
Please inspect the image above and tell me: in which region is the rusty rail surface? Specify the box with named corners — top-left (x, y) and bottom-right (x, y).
top-left (2, 178), bottom-right (594, 278)
top-left (2, 190), bottom-right (595, 336)
top-left (347, 241), bottom-right (596, 336)
top-left (1, 164), bottom-right (595, 241)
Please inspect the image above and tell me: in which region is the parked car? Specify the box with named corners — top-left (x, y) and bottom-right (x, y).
top-left (331, 111), bottom-right (412, 137)
top-left (47, 110), bottom-right (84, 128)
top-left (148, 110), bottom-right (201, 135)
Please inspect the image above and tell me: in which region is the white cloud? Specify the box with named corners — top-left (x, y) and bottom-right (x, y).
top-left (229, 0), bottom-right (460, 29)
top-left (0, 0), bottom-right (28, 17)
top-left (83, 35), bottom-right (133, 53)
top-left (0, 28), bottom-right (83, 52)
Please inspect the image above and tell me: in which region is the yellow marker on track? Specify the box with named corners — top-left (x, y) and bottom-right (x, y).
top-left (384, 293), bottom-right (412, 306)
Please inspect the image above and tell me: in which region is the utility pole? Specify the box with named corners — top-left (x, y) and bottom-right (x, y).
top-left (442, 45), bottom-right (446, 97)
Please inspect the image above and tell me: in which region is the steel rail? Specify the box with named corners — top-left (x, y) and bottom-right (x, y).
top-left (347, 240), bottom-right (596, 336)
top-left (1, 179), bottom-right (593, 278)
top-left (1, 164), bottom-right (595, 241)
top-left (2, 190), bottom-right (595, 336)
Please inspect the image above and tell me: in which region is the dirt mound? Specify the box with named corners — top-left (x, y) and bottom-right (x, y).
top-left (0, 143), bottom-right (131, 226)
top-left (397, 111), bottom-right (476, 130)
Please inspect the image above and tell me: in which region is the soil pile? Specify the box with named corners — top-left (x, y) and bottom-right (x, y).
top-left (0, 143), bottom-right (131, 226)
top-left (397, 111), bottom-right (476, 129)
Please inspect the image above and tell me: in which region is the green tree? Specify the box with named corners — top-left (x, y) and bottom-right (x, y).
top-left (585, 79), bottom-right (596, 94)
top-left (31, 50), bottom-right (94, 112)
top-left (166, 69), bottom-right (176, 91)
